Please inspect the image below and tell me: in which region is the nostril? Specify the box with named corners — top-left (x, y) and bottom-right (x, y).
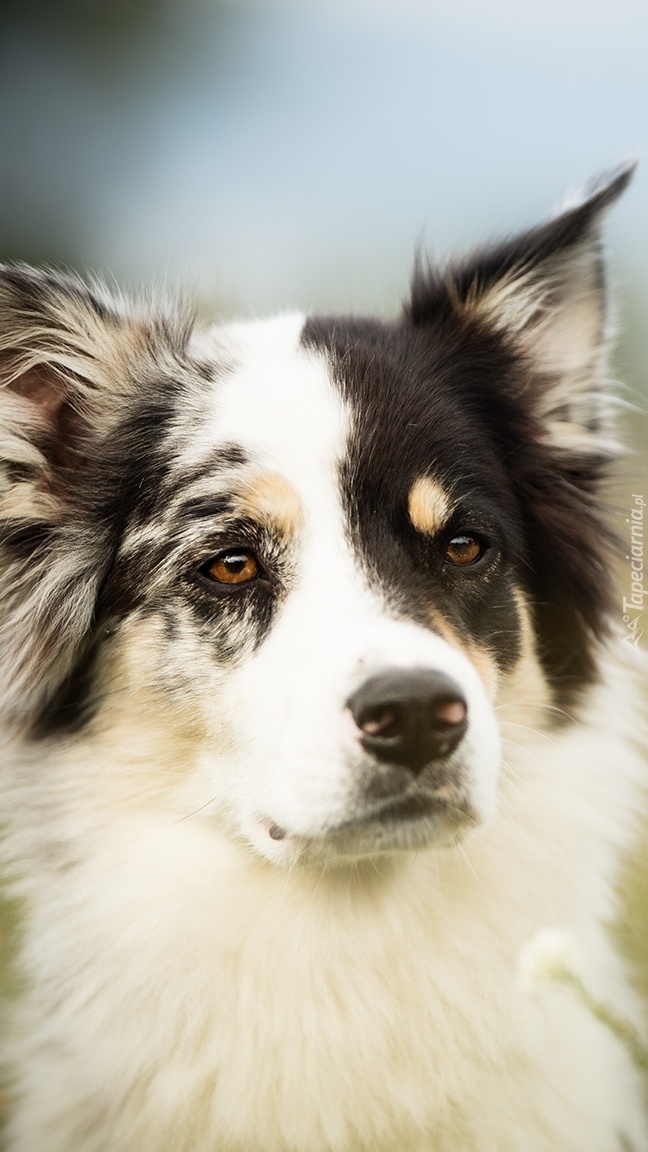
top-left (431, 697), bottom-right (467, 730)
top-left (357, 705), bottom-right (400, 738)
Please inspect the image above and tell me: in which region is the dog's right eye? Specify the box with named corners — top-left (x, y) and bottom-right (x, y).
top-left (444, 534), bottom-right (484, 566)
top-left (204, 549), bottom-right (260, 586)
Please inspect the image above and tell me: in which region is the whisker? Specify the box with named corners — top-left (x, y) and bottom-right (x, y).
top-left (172, 796), bottom-right (217, 824)
top-left (497, 721), bottom-right (559, 746)
top-left (495, 698), bottom-right (576, 723)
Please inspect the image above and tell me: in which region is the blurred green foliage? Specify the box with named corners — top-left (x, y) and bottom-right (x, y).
top-left (618, 839), bottom-right (648, 1004)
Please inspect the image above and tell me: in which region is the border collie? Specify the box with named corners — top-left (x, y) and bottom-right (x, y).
top-left (1, 165), bottom-right (646, 1151)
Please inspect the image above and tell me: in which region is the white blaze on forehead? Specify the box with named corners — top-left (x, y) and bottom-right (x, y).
top-left (195, 314), bottom-right (350, 511)
top-left (187, 317), bottom-right (501, 852)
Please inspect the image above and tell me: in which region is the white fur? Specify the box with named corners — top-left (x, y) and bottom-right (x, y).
top-left (182, 320), bottom-right (500, 860)
top-left (3, 668), bottom-right (646, 1151)
top-left (1, 316), bottom-right (646, 1152)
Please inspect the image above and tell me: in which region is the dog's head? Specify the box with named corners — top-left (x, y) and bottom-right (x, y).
top-left (0, 165), bottom-right (632, 863)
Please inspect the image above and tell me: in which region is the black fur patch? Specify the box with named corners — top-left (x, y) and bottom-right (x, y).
top-left (302, 307), bottom-right (613, 704)
top-left (302, 315), bottom-right (525, 676)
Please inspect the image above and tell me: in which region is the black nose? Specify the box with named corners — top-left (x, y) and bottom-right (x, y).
top-left (347, 669), bottom-right (468, 774)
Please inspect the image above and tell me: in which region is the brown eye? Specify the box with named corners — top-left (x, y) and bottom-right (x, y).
top-left (444, 534), bottom-right (484, 566)
top-left (206, 549), bottom-right (260, 585)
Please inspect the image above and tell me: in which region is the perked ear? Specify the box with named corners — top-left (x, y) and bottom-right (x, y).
top-left (409, 162), bottom-right (636, 456)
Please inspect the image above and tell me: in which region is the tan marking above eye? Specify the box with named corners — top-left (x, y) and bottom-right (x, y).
top-left (207, 550), bottom-right (260, 585)
top-left (237, 472), bottom-right (303, 538)
top-left (444, 535), bottom-right (482, 565)
top-left (408, 476), bottom-right (452, 536)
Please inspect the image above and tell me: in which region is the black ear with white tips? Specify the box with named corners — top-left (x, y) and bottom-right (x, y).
top-left (409, 161), bottom-right (636, 458)
top-left (408, 164), bottom-right (636, 697)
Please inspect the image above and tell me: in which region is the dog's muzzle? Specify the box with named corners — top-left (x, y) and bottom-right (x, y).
top-left (258, 666), bottom-right (481, 858)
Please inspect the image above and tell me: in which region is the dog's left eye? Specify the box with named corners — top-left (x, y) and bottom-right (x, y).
top-left (444, 534), bottom-right (485, 566)
top-left (205, 549), bottom-right (260, 585)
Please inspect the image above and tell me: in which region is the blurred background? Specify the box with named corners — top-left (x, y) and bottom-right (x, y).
top-left (0, 0), bottom-right (646, 320)
top-left (0, 0), bottom-right (646, 1048)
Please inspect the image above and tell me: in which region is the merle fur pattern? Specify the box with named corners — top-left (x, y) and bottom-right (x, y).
top-left (0, 161), bottom-right (645, 1152)
top-left (0, 169), bottom-right (631, 741)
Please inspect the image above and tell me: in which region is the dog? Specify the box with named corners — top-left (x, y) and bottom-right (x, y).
top-left (0, 163), bottom-right (646, 1152)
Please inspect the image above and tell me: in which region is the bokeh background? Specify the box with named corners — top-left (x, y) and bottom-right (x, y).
top-left (0, 0), bottom-right (647, 1092)
top-left (0, 0), bottom-right (647, 321)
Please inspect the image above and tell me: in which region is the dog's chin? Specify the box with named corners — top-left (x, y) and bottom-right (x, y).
top-left (249, 792), bottom-right (481, 866)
